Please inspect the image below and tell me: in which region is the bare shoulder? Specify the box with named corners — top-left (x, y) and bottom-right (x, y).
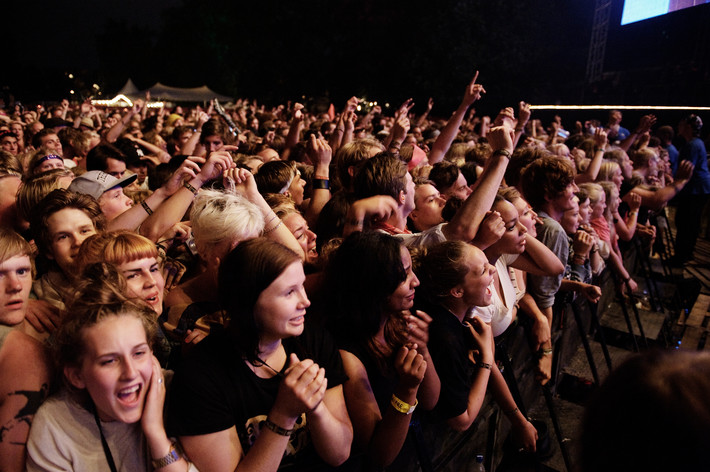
top-left (0, 331), bottom-right (51, 393)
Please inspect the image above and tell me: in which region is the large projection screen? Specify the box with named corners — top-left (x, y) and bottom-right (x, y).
top-left (621, 0), bottom-right (710, 25)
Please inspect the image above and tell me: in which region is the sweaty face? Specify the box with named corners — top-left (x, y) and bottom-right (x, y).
top-left (45, 208), bottom-right (97, 274)
top-left (66, 315), bottom-right (154, 423)
top-left (254, 261), bottom-right (310, 344)
top-left (386, 246), bottom-right (419, 313)
top-left (0, 255), bottom-right (33, 326)
top-left (411, 184), bottom-right (445, 231)
top-left (118, 257), bottom-right (164, 316)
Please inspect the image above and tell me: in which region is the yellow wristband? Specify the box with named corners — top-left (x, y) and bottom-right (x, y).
top-left (390, 394), bottom-right (418, 415)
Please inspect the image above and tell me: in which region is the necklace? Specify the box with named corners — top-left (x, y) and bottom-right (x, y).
top-left (249, 356), bottom-right (285, 378)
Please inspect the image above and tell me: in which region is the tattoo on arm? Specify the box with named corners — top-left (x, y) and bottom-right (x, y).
top-left (0, 383), bottom-right (49, 445)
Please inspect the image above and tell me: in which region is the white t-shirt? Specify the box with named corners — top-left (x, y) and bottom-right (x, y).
top-left (468, 253), bottom-right (519, 337)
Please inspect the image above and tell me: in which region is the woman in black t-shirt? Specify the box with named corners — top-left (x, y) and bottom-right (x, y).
top-left (168, 238), bottom-right (352, 471)
top-left (323, 232), bottom-right (440, 469)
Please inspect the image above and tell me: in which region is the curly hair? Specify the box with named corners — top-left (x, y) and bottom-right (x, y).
top-left (520, 155), bottom-right (575, 209)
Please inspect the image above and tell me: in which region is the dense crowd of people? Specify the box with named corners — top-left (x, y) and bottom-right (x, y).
top-left (0, 73), bottom-right (709, 471)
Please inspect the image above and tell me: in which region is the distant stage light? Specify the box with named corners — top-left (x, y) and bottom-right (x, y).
top-left (529, 105), bottom-right (710, 111)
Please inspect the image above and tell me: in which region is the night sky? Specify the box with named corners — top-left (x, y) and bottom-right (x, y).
top-left (5, 0), bottom-right (710, 124)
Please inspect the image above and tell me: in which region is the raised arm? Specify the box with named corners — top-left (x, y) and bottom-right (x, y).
top-left (443, 125), bottom-right (513, 242)
top-left (139, 153), bottom-right (232, 241)
top-left (226, 168), bottom-right (305, 259)
top-left (576, 128), bottom-right (608, 184)
top-left (386, 114), bottom-right (410, 157)
top-left (124, 134), bottom-right (172, 163)
top-left (281, 103), bottom-right (305, 161)
top-left (631, 160), bottom-right (694, 211)
top-left (304, 135), bottom-right (332, 228)
top-left (428, 73), bottom-right (486, 165)
top-left (180, 111), bottom-right (210, 156)
top-left (512, 101), bottom-right (531, 148)
top-left (618, 114), bottom-right (656, 152)
top-left (104, 100), bottom-right (144, 144)
top-left (416, 97), bottom-right (434, 128)
top-left (133, 156), bottom-right (204, 239)
top-left (383, 99), bottom-right (414, 150)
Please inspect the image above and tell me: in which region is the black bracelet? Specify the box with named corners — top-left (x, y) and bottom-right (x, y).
top-left (262, 419), bottom-right (294, 436)
top-left (312, 178), bottom-right (330, 190)
top-left (183, 181), bottom-right (199, 196)
top-left (141, 201), bottom-right (153, 216)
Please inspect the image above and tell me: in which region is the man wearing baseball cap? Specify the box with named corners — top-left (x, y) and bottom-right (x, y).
top-left (68, 170), bottom-right (136, 221)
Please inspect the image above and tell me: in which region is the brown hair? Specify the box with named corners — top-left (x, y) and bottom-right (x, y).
top-left (16, 169), bottom-right (74, 224)
top-left (353, 152), bottom-right (408, 201)
top-left (520, 156), bottom-right (575, 209)
top-left (56, 263), bottom-right (158, 397)
top-left (414, 240), bottom-right (472, 305)
top-left (30, 188), bottom-right (106, 258)
top-left (218, 238), bottom-right (301, 363)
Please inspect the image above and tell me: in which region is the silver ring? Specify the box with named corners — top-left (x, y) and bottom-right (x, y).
top-left (158, 377), bottom-right (164, 385)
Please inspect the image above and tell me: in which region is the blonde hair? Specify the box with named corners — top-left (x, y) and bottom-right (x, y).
top-left (578, 182), bottom-right (604, 206)
top-left (597, 160), bottom-right (621, 182)
top-left (0, 229), bottom-right (34, 277)
top-left (190, 189), bottom-right (264, 256)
